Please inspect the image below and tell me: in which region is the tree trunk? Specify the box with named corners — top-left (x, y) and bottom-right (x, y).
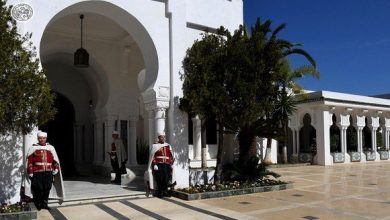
top-left (214, 125), bottom-right (224, 184)
top-left (263, 137), bottom-right (273, 165)
top-left (283, 122), bottom-right (288, 163)
top-left (238, 127), bottom-right (258, 178)
top-left (238, 127), bottom-right (256, 163)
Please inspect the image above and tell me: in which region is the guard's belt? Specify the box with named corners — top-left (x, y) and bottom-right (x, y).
top-left (34, 162), bottom-right (52, 166)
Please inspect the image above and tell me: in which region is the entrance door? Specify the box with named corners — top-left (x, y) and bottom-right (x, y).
top-left (39, 92), bottom-right (76, 177)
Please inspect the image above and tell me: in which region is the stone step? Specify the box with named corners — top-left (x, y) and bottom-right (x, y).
top-left (49, 176), bottom-right (147, 207)
top-left (49, 192), bottom-right (146, 207)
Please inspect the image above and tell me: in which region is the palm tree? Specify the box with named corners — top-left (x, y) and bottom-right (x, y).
top-left (268, 60), bottom-right (319, 164)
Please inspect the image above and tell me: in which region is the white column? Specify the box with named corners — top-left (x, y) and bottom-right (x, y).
top-left (370, 116), bottom-right (380, 161)
top-left (386, 129), bottom-right (388, 150)
top-left (315, 110), bottom-right (332, 165)
top-left (384, 118), bottom-right (390, 150)
top-left (344, 128), bottom-right (348, 152)
top-left (94, 121), bottom-right (103, 165)
top-left (147, 110), bottom-right (155, 147)
top-left (192, 115), bottom-right (202, 160)
top-left (104, 119), bottom-right (115, 167)
top-left (155, 108), bottom-right (167, 137)
top-left (357, 127), bottom-right (363, 152)
top-left (371, 128), bottom-right (377, 152)
top-left (340, 126), bottom-right (347, 153)
top-left (384, 127), bottom-right (390, 150)
top-left (127, 117), bottom-right (138, 166)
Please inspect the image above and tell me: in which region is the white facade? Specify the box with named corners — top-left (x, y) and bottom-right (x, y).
top-left (1, 0), bottom-right (243, 203)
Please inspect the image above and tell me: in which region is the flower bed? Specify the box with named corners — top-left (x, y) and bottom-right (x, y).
top-left (173, 180), bottom-right (292, 200)
top-left (0, 203), bottom-right (37, 220)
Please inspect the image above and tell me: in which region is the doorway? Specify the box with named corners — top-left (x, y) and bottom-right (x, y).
top-left (39, 92), bottom-right (76, 177)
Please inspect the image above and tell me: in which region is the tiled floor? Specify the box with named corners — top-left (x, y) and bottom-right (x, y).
top-left (39, 161), bottom-right (390, 219)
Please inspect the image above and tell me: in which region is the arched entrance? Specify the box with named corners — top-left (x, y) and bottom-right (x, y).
top-left (38, 1), bottom-right (160, 178)
top-left (330, 114), bottom-right (341, 153)
top-left (299, 113), bottom-right (316, 153)
top-left (39, 93), bottom-right (76, 177)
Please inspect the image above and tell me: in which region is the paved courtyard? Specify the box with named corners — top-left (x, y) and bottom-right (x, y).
top-left (38, 162), bottom-right (390, 219)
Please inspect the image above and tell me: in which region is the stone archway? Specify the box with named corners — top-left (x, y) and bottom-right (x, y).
top-left (299, 113), bottom-right (316, 153)
top-left (38, 1), bottom-right (160, 176)
top-left (346, 115), bottom-right (358, 152)
top-left (330, 114), bottom-right (341, 153)
top-left (363, 118), bottom-right (372, 151)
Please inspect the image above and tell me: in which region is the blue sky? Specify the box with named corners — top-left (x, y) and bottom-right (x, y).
top-left (244, 0), bottom-right (390, 96)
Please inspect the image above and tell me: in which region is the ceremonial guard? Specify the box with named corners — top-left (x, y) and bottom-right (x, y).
top-left (109, 130), bottom-right (127, 184)
top-left (25, 131), bottom-right (64, 210)
top-left (146, 132), bottom-right (176, 198)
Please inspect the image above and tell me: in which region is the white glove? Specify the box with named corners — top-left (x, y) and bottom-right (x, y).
top-left (29, 174), bottom-right (33, 179)
top-left (52, 169), bottom-right (58, 175)
top-left (153, 165), bottom-right (159, 171)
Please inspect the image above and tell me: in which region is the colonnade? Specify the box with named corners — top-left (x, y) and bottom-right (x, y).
top-left (289, 107), bottom-right (390, 165)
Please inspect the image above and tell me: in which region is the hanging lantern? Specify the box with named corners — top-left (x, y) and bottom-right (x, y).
top-left (74, 14), bottom-right (89, 67)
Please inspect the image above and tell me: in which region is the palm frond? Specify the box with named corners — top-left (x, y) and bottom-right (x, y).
top-left (284, 48), bottom-right (316, 67)
top-left (271, 23), bottom-right (286, 38)
top-left (292, 65), bottom-right (320, 79)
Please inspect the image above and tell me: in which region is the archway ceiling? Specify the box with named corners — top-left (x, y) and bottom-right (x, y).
top-left (45, 12), bottom-right (131, 43)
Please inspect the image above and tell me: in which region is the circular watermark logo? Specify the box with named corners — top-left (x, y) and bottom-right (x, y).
top-left (11, 3), bottom-right (33, 22)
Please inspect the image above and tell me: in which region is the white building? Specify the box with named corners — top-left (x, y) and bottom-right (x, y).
top-left (3, 0), bottom-right (390, 205)
top-left (1, 0), bottom-right (243, 203)
top-left (288, 91), bottom-right (390, 165)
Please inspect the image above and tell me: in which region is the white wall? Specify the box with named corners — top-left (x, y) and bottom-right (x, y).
top-left (5, 0), bottom-right (244, 191)
top-left (186, 0), bottom-right (243, 31)
top-left (0, 134), bottom-right (23, 204)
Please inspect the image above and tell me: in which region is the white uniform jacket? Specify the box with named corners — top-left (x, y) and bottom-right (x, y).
top-left (24, 143), bottom-right (65, 203)
top-left (144, 143), bottom-right (176, 190)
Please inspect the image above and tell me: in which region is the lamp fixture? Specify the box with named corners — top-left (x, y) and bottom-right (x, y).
top-left (74, 14), bottom-right (89, 67)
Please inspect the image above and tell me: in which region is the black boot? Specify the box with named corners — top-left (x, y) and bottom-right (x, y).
top-left (42, 200), bottom-right (51, 210)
